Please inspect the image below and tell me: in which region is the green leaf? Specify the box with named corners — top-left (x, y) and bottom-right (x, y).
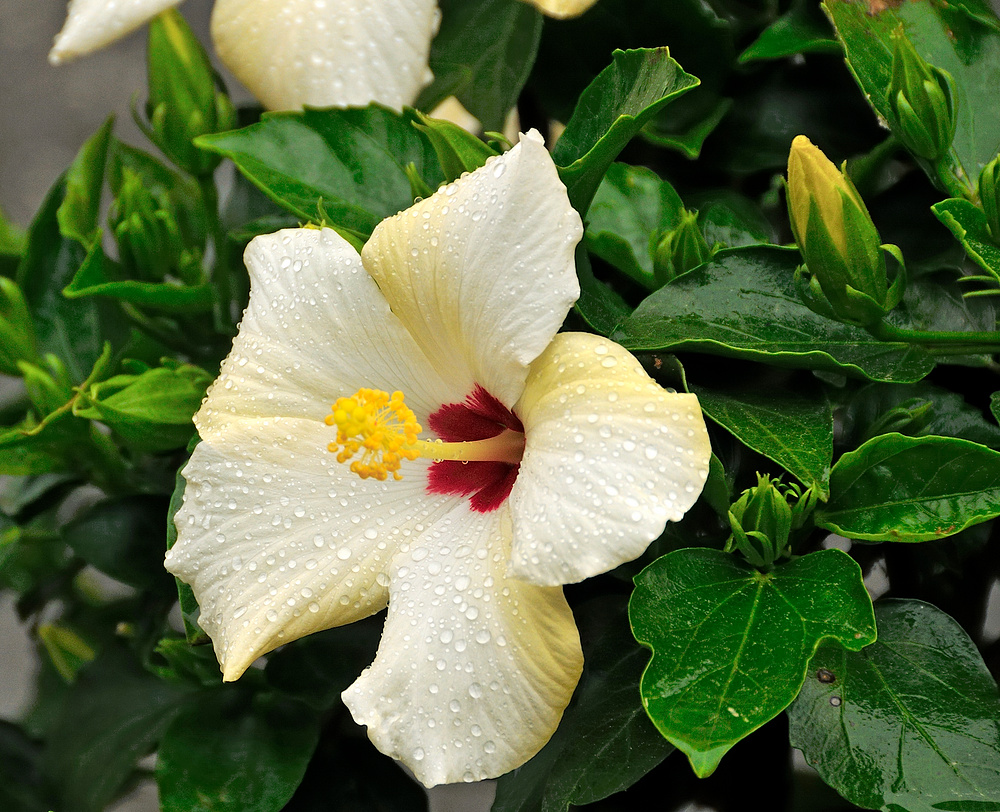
top-left (692, 382), bottom-right (834, 498)
top-left (894, 270), bottom-right (998, 367)
top-left (992, 391), bottom-right (1000, 424)
top-left (612, 246), bottom-right (935, 383)
top-left (157, 689), bottom-right (320, 812)
top-left (693, 191), bottom-right (775, 249)
top-left (932, 197), bottom-right (1000, 289)
top-left (573, 243), bottom-right (632, 336)
top-left (197, 106), bottom-right (440, 238)
top-left (492, 597), bottom-right (673, 812)
top-left (640, 96), bottom-right (733, 160)
top-left (17, 176), bottom-right (119, 383)
top-left (585, 162), bottom-right (684, 288)
top-left (825, 0), bottom-right (1000, 196)
top-left (417, 0), bottom-right (542, 132)
top-left (411, 111), bottom-right (499, 183)
top-left (843, 381), bottom-right (1000, 449)
top-left (63, 240), bottom-right (214, 313)
top-left (739, 0), bottom-right (840, 63)
top-left (265, 616), bottom-right (382, 710)
top-left (56, 118), bottom-right (112, 248)
top-left (789, 599), bottom-right (1000, 812)
top-left (43, 646), bottom-right (190, 812)
top-left (62, 495), bottom-right (174, 591)
top-left (553, 48), bottom-right (700, 214)
top-left (74, 362), bottom-right (211, 452)
top-left (815, 433), bottom-right (1000, 542)
top-left (630, 548), bottom-right (876, 777)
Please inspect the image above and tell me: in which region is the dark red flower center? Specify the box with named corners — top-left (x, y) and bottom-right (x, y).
top-left (425, 385), bottom-right (524, 513)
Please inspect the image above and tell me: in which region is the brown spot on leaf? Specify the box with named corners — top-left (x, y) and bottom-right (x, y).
top-left (817, 668), bottom-right (836, 684)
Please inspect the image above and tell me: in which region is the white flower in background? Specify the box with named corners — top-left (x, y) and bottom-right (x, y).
top-left (49, 0), bottom-right (601, 110)
top-left (49, 0), bottom-right (440, 111)
top-left (164, 131), bottom-right (710, 786)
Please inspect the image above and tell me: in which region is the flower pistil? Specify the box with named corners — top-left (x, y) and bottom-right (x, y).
top-left (327, 388), bottom-right (525, 481)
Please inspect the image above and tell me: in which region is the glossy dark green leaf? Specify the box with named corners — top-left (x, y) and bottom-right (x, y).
top-left (418, 0), bottom-right (542, 132)
top-left (816, 433), bottom-right (1000, 542)
top-left (692, 383), bottom-right (833, 497)
top-left (553, 48), bottom-right (699, 214)
top-left (630, 548), bottom-right (875, 777)
top-left (612, 247), bottom-right (935, 383)
top-left (789, 599), bottom-right (1000, 812)
top-left (585, 162), bottom-right (684, 288)
top-left (157, 690), bottom-right (320, 812)
top-left (493, 597), bottom-right (674, 812)
top-left (62, 495), bottom-right (174, 591)
top-left (693, 191), bottom-right (775, 249)
top-left (739, 0), bottom-right (839, 63)
top-left (56, 118), bottom-right (112, 247)
top-left (932, 197), bottom-right (1000, 287)
top-left (197, 106), bottom-right (438, 238)
top-left (826, 0), bottom-right (1000, 196)
top-left (63, 240), bottom-right (213, 313)
top-left (44, 646), bottom-right (190, 812)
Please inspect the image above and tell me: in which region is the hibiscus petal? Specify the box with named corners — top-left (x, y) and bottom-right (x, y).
top-left (509, 332), bottom-right (711, 585)
top-left (166, 419), bottom-right (456, 680)
top-left (210, 0), bottom-right (438, 111)
top-left (342, 505), bottom-right (582, 787)
top-left (361, 131), bottom-right (583, 409)
top-left (522, 0), bottom-right (599, 18)
top-left (196, 227), bottom-right (464, 439)
top-left (49, 0), bottom-right (182, 64)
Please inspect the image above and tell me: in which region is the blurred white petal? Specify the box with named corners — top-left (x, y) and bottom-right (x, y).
top-left (49, 0), bottom-right (182, 64)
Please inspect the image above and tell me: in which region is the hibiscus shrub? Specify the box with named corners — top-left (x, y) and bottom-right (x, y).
top-left (3, 1), bottom-right (1000, 811)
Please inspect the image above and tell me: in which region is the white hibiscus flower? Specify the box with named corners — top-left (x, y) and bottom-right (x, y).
top-left (164, 131), bottom-right (710, 786)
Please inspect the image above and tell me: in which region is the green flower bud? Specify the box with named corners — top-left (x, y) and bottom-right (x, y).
top-left (0, 277), bottom-right (39, 375)
top-left (109, 169), bottom-right (203, 284)
top-left (727, 474), bottom-right (793, 569)
top-left (652, 208), bottom-right (714, 286)
top-left (145, 9), bottom-right (237, 176)
top-left (786, 135), bottom-right (903, 326)
top-left (886, 28), bottom-right (957, 161)
top-left (978, 155), bottom-right (1000, 243)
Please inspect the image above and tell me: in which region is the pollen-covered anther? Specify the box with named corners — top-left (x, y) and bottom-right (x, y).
top-left (326, 388), bottom-right (421, 481)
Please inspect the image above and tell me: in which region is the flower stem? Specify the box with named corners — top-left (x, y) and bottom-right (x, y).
top-left (870, 320), bottom-right (1000, 355)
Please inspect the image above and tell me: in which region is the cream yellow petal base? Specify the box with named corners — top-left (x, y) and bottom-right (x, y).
top-left (49, 0), bottom-right (182, 64)
top-left (521, 0), bottom-right (599, 19)
top-left (342, 506), bottom-right (582, 786)
top-left (510, 332), bottom-right (711, 586)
